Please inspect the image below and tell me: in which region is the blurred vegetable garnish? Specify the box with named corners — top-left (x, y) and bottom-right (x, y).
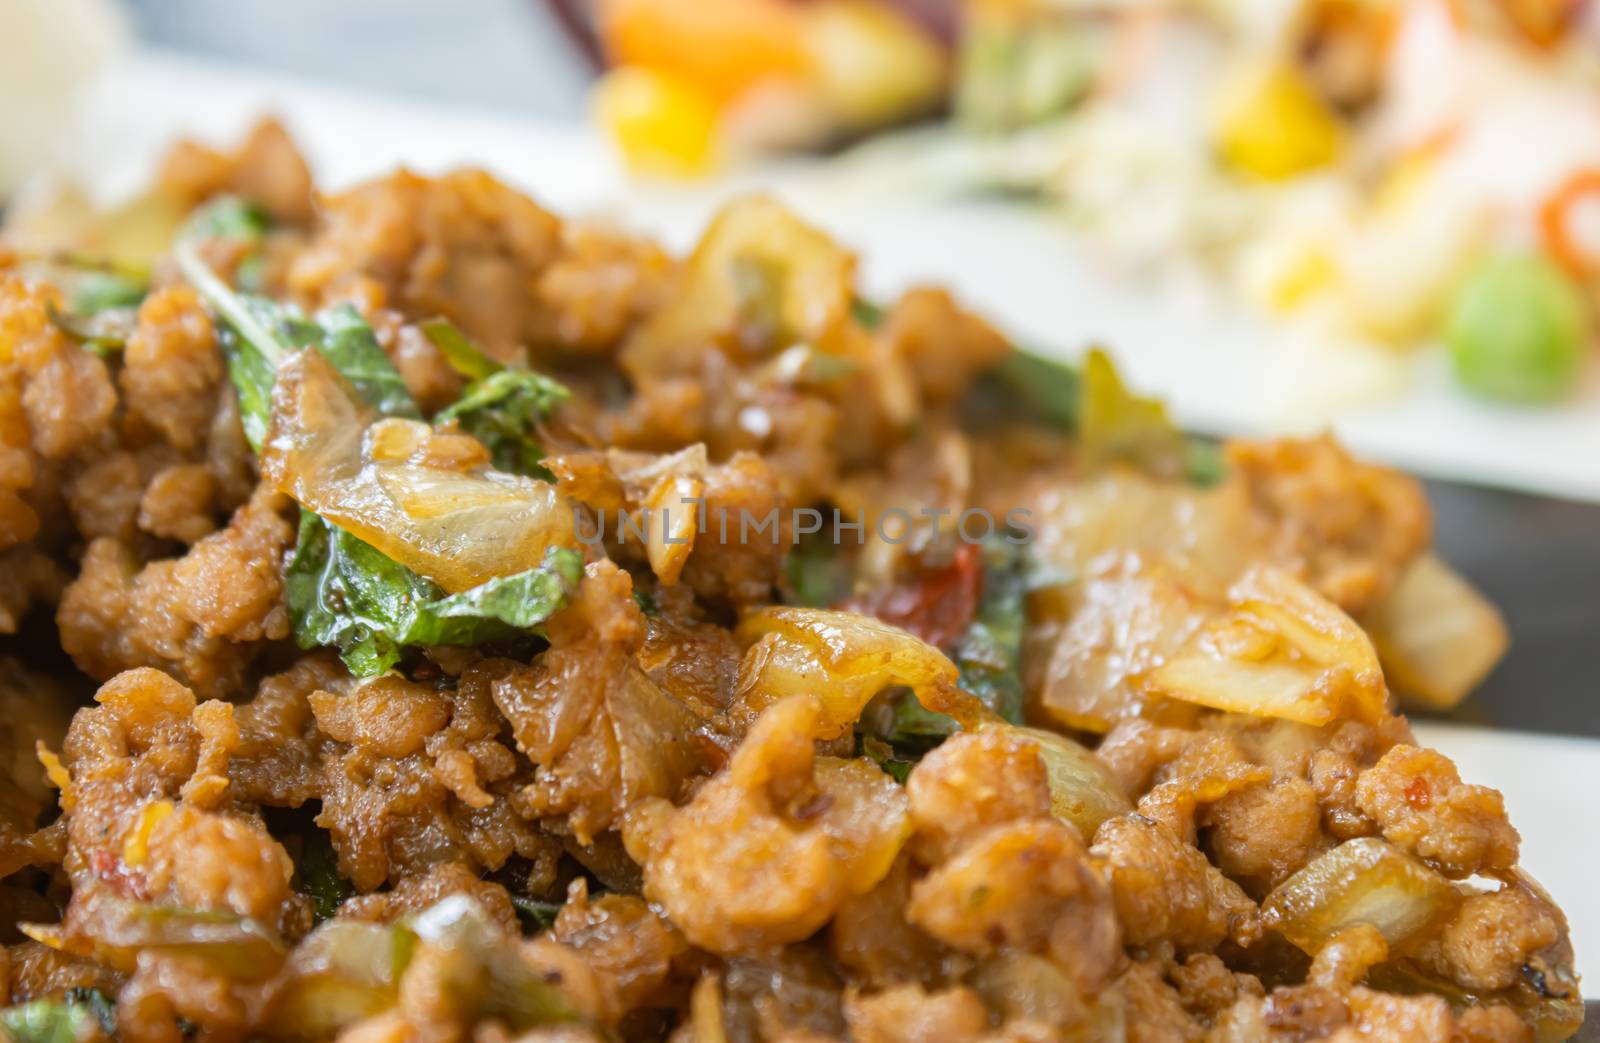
top-left (593, 0), bottom-right (946, 175)
top-left (1446, 254), bottom-right (1589, 403)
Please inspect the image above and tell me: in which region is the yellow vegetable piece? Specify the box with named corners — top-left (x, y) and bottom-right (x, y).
top-left (804, 0), bottom-right (946, 130)
top-left (597, 0), bottom-right (809, 105)
top-left (1269, 247), bottom-right (1339, 312)
top-left (1373, 149), bottom-right (1439, 214)
top-left (1214, 63), bottom-right (1346, 181)
top-left (593, 66), bottom-right (722, 179)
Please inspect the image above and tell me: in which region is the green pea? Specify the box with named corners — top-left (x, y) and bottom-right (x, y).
top-left (1446, 254), bottom-right (1591, 403)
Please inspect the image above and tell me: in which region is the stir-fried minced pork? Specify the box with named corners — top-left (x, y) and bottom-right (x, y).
top-left (0, 120), bottom-right (1577, 1042)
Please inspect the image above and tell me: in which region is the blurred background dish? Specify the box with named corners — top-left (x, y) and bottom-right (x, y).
top-left (577, 0), bottom-right (1600, 413)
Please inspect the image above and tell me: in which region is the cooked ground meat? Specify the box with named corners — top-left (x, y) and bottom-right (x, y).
top-left (0, 122), bottom-right (1575, 1043)
top-left (56, 485), bottom-right (293, 698)
top-left (1354, 744), bottom-right (1520, 878)
top-left (1226, 436), bottom-right (1432, 616)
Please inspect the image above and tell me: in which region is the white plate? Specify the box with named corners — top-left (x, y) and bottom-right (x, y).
top-left (54, 49), bottom-right (1600, 993)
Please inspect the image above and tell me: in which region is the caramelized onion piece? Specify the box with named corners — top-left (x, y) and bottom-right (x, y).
top-left (269, 920), bottom-right (414, 1038)
top-left (1008, 725), bottom-right (1133, 841)
top-left (1144, 565), bottom-right (1388, 726)
top-left (407, 896), bottom-right (580, 1029)
top-left (1363, 553), bottom-right (1509, 711)
top-left (1262, 837), bottom-right (1462, 956)
top-left (734, 607), bottom-right (976, 739)
top-left (620, 195), bottom-right (855, 381)
top-left (23, 893), bottom-right (285, 978)
top-left (262, 349), bottom-right (576, 592)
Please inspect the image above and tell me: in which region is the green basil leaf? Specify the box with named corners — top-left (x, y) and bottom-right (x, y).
top-left (850, 296), bottom-right (887, 329)
top-left (509, 896), bottom-right (562, 934)
top-left (184, 195), bottom-right (271, 244)
top-left (297, 828), bottom-right (354, 923)
top-left (286, 512), bottom-right (582, 678)
top-left (989, 348), bottom-right (1082, 430)
top-left (435, 370), bottom-right (569, 480)
top-left (178, 243), bottom-right (418, 450)
top-left (284, 511), bottom-right (439, 677)
top-left (59, 991), bottom-right (115, 1036)
top-left (949, 540), bottom-right (1028, 726)
top-left (69, 270), bottom-right (147, 316)
top-left (783, 531), bottom-right (855, 609)
top-left (315, 304), bottom-right (422, 421)
top-left (859, 735), bottom-right (915, 784)
top-left (0, 989), bottom-right (113, 1043)
top-left (420, 317), bottom-right (503, 382)
top-left (413, 549), bottom-right (584, 636)
top-left (49, 303), bottom-right (138, 356)
top-left (176, 240), bottom-right (291, 451)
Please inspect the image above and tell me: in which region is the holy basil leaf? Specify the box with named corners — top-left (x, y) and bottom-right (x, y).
top-left (949, 540), bottom-right (1028, 726)
top-left (783, 530), bottom-right (856, 609)
top-left (176, 240), bottom-right (291, 451)
top-left (0, 987), bottom-right (116, 1043)
top-left (285, 512), bottom-right (583, 677)
top-left (1183, 437), bottom-right (1228, 487)
top-left (177, 242), bottom-right (419, 450)
top-left (415, 552), bottom-right (584, 635)
top-left (183, 195), bottom-right (271, 292)
top-left (185, 195), bottom-right (271, 244)
top-left (49, 303), bottom-right (138, 356)
top-left (51, 266), bottom-right (145, 355)
top-left (971, 346), bottom-right (1226, 484)
top-left (420, 317), bottom-right (503, 382)
top-left (859, 735), bottom-right (915, 784)
top-left (509, 896), bottom-right (562, 934)
top-left (69, 270), bottom-right (147, 315)
top-left (283, 511), bottom-right (422, 676)
top-left (60, 991), bottom-right (115, 1036)
top-left (850, 297), bottom-right (887, 329)
top-left (988, 348), bottom-right (1082, 430)
top-left (298, 828), bottom-right (354, 923)
top-left (315, 304), bottom-right (423, 421)
top-left (435, 370), bottom-right (569, 480)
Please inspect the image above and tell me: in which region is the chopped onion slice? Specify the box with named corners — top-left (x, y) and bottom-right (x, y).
top-left (407, 895), bottom-right (579, 1029)
top-left (270, 920), bottom-right (414, 1037)
top-left (1363, 553), bottom-right (1509, 710)
top-left (23, 893), bottom-right (285, 978)
top-left (1143, 565), bottom-right (1387, 726)
top-left (1006, 725), bottom-right (1132, 840)
top-left (620, 196), bottom-right (855, 381)
top-left (262, 349), bottom-right (576, 593)
top-left (734, 607), bottom-right (975, 739)
top-left (1262, 837), bottom-right (1462, 955)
